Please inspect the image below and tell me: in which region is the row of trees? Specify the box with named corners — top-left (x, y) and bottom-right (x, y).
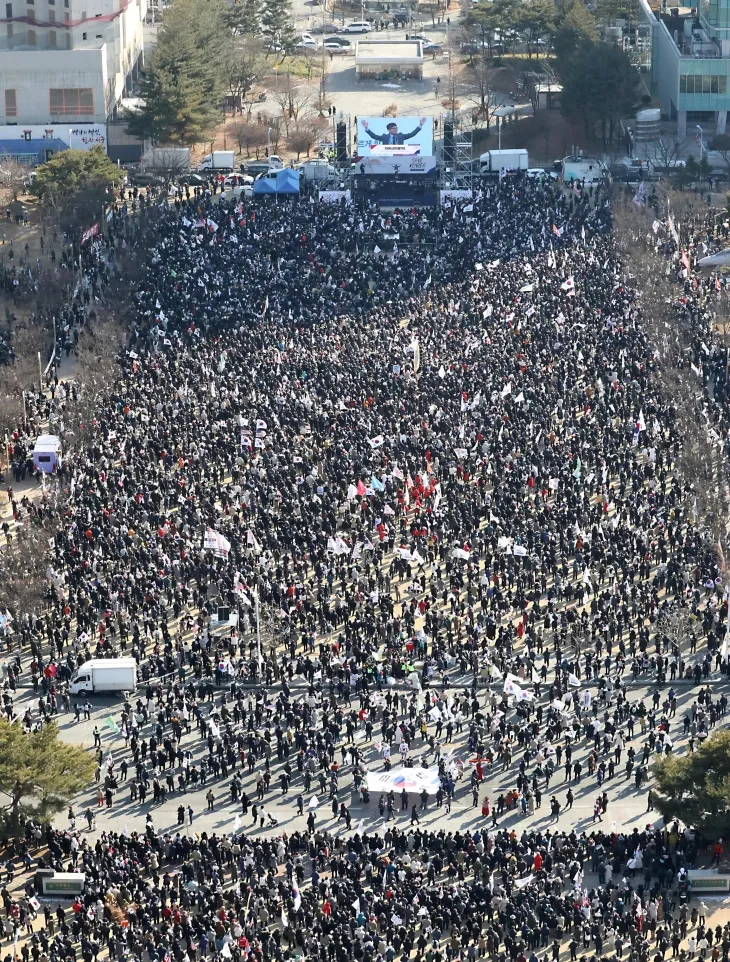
top-left (227, 0), bottom-right (296, 50)
top-left (462, 0), bottom-right (640, 146)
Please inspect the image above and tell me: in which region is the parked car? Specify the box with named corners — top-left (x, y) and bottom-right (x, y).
top-left (296, 37), bottom-right (319, 49)
top-left (224, 173), bottom-right (254, 188)
top-left (341, 19), bottom-right (371, 32)
top-left (312, 21), bottom-right (340, 32)
top-left (220, 184), bottom-right (253, 200)
top-left (423, 41), bottom-right (442, 52)
top-left (179, 172), bottom-right (208, 186)
top-left (130, 171), bottom-right (165, 187)
top-left (323, 35), bottom-right (351, 45)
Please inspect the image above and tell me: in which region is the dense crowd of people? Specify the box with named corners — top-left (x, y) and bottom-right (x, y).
top-left (0, 173), bottom-right (729, 962)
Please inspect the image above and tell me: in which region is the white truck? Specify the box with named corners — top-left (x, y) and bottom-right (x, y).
top-left (479, 148), bottom-right (528, 176)
top-left (198, 150), bottom-right (236, 172)
top-left (300, 159), bottom-right (339, 183)
top-left (561, 154), bottom-right (606, 184)
top-left (68, 658), bottom-right (137, 697)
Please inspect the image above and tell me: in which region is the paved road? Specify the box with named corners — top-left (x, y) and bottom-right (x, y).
top-left (29, 672), bottom-right (727, 843)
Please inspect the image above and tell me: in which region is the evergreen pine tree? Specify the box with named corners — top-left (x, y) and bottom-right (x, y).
top-left (261, 0), bottom-right (296, 53)
top-left (126, 0), bottom-right (227, 144)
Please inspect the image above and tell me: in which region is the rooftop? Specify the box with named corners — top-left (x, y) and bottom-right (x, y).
top-left (355, 39), bottom-right (423, 62)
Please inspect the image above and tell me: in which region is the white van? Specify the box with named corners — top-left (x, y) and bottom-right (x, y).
top-left (342, 20), bottom-right (371, 32)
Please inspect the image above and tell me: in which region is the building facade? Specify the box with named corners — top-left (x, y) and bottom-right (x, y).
top-left (0, 0), bottom-right (145, 126)
top-left (642, 0), bottom-right (730, 135)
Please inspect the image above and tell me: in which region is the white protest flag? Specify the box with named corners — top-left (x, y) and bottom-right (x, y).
top-left (568, 672), bottom-right (581, 687)
top-left (369, 435), bottom-right (385, 448)
top-left (246, 529), bottom-right (262, 554)
top-left (309, 795), bottom-right (319, 809)
top-left (423, 274), bottom-right (432, 289)
top-left (513, 544), bottom-right (527, 557)
top-left (334, 536), bottom-right (351, 556)
top-left (451, 546), bottom-right (471, 561)
top-left (638, 409), bottom-right (646, 432)
top-left (501, 382), bottom-right (512, 398)
top-left (504, 678), bottom-right (522, 697)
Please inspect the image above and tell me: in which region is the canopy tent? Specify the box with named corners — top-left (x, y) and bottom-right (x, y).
top-left (252, 169), bottom-right (300, 196)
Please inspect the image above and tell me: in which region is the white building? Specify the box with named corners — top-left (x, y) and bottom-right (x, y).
top-left (0, 0), bottom-right (146, 126)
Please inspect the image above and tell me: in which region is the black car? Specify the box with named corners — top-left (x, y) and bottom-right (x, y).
top-left (130, 171), bottom-right (165, 187)
top-left (179, 172), bottom-right (208, 186)
top-left (323, 35), bottom-right (351, 45)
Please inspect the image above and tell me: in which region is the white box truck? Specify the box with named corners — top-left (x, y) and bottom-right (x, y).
top-left (198, 151), bottom-right (235, 172)
top-left (300, 159), bottom-right (339, 183)
top-left (68, 658), bottom-right (137, 696)
top-left (479, 149), bottom-right (529, 175)
top-left (561, 154), bottom-right (606, 184)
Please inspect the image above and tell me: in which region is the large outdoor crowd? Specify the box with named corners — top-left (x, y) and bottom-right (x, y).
top-left (1, 173), bottom-right (730, 962)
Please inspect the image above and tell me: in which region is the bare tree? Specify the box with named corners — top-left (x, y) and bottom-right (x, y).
top-left (464, 53), bottom-right (503, 127)
top-left (223, 38), bottom-right (267, 115)
top-left (644, 137), bottom-right (685, 172)
top-left (273, 74), bottom-right (316, 136)
top-left (0, 519), bottom-right (57, 625)
top-left (143, 148), bottom-right (191, 185)
top-left (288, 122), bottom-right (319, 159)
top-left (59, 317), bottom-right (126, 453)
top-left (0, 157), bottom-right (30, 203)
top-left (231, 119), bottom-right (269, 158)
top-left (257, 114), bottom-right (283, 153)
top-left (613, 193), bottom-right (730, 636)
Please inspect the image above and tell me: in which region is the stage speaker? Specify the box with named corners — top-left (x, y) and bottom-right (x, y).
top-left (336, 122), bottom-right (348, 162)
top-left (444, 122), bottom-right (454, 164)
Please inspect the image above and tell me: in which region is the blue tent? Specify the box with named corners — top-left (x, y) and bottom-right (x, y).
top-left (252, 168), bottom-right (300, 195)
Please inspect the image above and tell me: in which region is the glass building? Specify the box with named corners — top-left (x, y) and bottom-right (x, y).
top-left (641, 0), bottom-right (730, 134)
